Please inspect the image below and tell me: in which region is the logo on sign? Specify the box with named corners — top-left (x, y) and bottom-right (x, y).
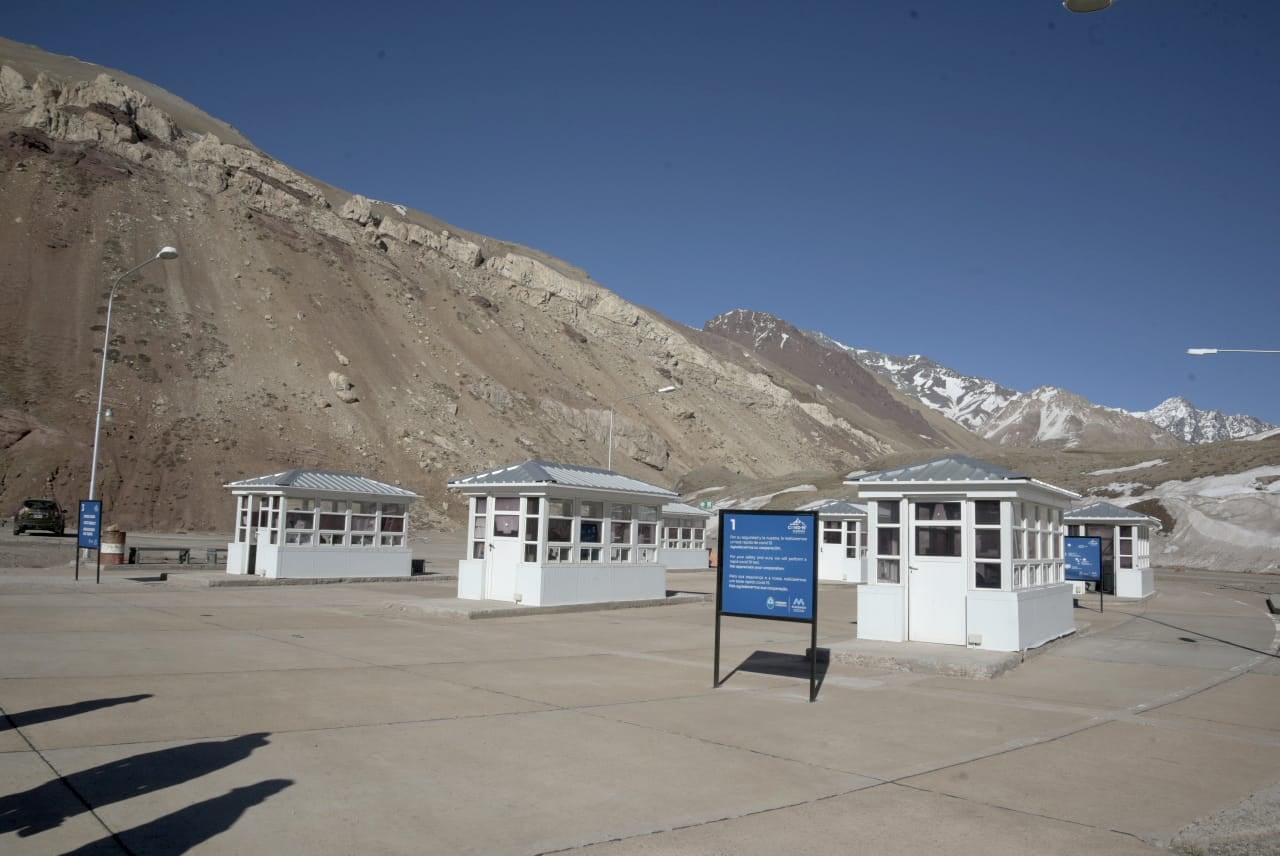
top-left (766, 596), bottom-right (776, 610)
top-left (791, 597), bottom-right (806, 613)
top-left (787, 518), bottom-right (808, 535)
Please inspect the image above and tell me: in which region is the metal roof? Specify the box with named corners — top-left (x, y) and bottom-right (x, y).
top-left (799, 498), bottom-right (867, 516)
top-left (225, 470), bottom-right (421, 498)
top-left (449, 460), bottom-right (678, 498)
top-left (663, 501), bottom-right (713, 517)
top-left (851, 455), bottom-right (1027, 483)
top-left (1065, 501), bottom-right (1160, 525)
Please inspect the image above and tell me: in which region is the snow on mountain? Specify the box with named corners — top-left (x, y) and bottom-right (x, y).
top-left (807, 334), bottom-right (1017, 433)
top-left (984, 387), bottom-right (1183, 450)
top-left (1131, 396), bottom-right (1276, 444)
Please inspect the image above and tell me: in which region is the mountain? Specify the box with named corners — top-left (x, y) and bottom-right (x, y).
top-left (1132, 396), bottom-right (1276, 444)
top-left (809, 333), bottom-right (1183, 451)
top-left (808, 335), bottom-right (1017, 434)
top-left (0, 38), bottom-right (986, 532)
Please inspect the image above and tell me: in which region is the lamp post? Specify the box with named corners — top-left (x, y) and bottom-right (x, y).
top-left (88, 246), bottom-right (179, 504)
top-left (1187, 348), bottom-right (1280, 356)
top-left (607, 385), bottom-right (677, 470)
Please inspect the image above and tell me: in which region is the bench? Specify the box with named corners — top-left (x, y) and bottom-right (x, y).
top-left (127, 546), bottom-right (191, 565)
top-left (206, 547), bottom-right (228, 565)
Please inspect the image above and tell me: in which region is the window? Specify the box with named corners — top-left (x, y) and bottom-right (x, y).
top-left (610, 503), bottom-right (632, 546)
top-left (876, 501), bottom-right (901, 583)
top-left (524, 497), bottom-right (540, 562)
top-left (914, 501), bottom-right (961, 557)
top-left (1118, 525), bottom-right (1134, 569)
top-left (824, 520), bottom-right (843, 545)
top-left (319, 499), bottom-right (347, 547)
top-left (974, 500), bottom-right (1001, 589)
top-left (380, 502), bottom-right (406, 547)
top-left (493, 497), bottom-right (520, 538)
top-left (286, 498), bottom-right (316, 531)
top-left (471, 497), bottom-right (487, 559)
top-left (580, 501), bottom-right (603, 544)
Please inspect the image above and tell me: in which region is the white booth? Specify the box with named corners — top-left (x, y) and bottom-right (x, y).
top-left (1065, 501), bottom-right (1159, 599)
top-left (449, 460), bottom-right (678, 606)
top-left (661, 502), bottom-right (712, 570)
top-left (799, 499), bottom-right (868, 583)
top-left (224, 470), bottom-right (420, 579)
top-left (848, 455), bottom-right (1079, 653)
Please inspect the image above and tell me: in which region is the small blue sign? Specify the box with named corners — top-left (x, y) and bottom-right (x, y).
top-left (78, 500), bottom-right (102, 550)
top-left (719, 510), bottom-right (817, 621)
top-left (1065, 536), bottom-right (1103, 582)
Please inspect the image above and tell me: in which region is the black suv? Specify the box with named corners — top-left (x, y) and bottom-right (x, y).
top-left (13, 499), bottom-right (66, 535)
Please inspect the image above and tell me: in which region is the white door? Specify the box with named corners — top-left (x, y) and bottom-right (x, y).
top-left (907, 500), bottom-right (967, 645)
top-left (818, 519), bottom-right (850, 581)
top-left (483, 498), bottom-right (524, 601)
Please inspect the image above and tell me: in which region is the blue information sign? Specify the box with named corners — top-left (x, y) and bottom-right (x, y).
top-left (78, 500), bottom-right (103, 550)
top-left (719, 510), bottom-right (817, 621)
top-left (1064, 536), bottom-right (1103, 582)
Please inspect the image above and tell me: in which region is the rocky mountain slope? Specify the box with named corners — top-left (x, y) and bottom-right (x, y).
top-left (1134, 396), bottom-right (1275, 444)
top-left (812, 333), bottom-right (1269, 448)
top-left (0, 38), bottom-right (977, 532)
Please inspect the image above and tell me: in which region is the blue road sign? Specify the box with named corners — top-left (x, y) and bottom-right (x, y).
top-left (78, 500), bottom-right (102, 550)
top-left (719, 510), bottom-right (817, 621)
top-left (1065, 536), bottom-right (1103, 582)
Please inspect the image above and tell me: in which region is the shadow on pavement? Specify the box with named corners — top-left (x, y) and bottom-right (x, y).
top-left (0, 732), bottom-right (272, 839)
top-left (63, 779), bottom-right (294, 856)
top-left (719, 648), bottom-right (830, 694)
top-left (2, 694), bottom-right (153, 730)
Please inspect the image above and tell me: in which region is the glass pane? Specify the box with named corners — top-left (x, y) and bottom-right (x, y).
top-left (547, 517), bottom-right (572, 542)
top-left (823, 530), bottom-right (842, 544)
top-left (382, 503), bottom-right (405, 516)
top-left (878, 502), bottom-right (900, 524)
top-left (610, 504), bottom-right (631, 520)
top-left (580, 501), bottom-right (602, 518)
top-left (915, 502), bottom-right (961, 522)
top-left (974, 500), bottom-right (1000, 526)
top-left (976, 562), bottom-right (1001, 589)
top-left (526, 497), bottom-right (540, 513)
top-left (547, 498), bottom-right (572, 517)
top-left (524, 544), bottom-right (538, 562)
top-left (287, 498), bottom-right (314, 511)
top-left (473, 517), bottom-right (486, 538)
top-left (916, 527), bottom-right (962, 557)
top-left (637, 505), bottom-right (659, 522)
top-left (525, 518), bottom-right (539, 541)
top-left (381, 517), bottom-right (405, 533)
top-left (351, 515), bottom-right (376, 532)
top-left (877, 559), bottom-right (900, 583)
top-left (637, 523), bottom-right (656, 545)
top-left (495, 497), bottom-right (520, 511)
top-left (286, 511), bottom-right (314, 530)
top-left (877, 527), bottom-right (900, 557)
top-left (472, 541), bottom-right (485, 559)
top-left (975, 529), bottom-right (1001, 559)
top-left (610, 521), bottom-right (632, 544)
top-left (319, 513), bottom-right (346, 531)
top-left (356, 501), bottom-right (379, 514)
top-left (475, 497), bottom-right (487, 513)
top-left (494, 515), bottom-right (519, 537)
top-left (580, 521), bottom-right (602, 543)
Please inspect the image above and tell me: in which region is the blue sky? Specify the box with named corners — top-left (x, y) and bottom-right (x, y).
top-left (7, 1), bottom-right (1280, 424)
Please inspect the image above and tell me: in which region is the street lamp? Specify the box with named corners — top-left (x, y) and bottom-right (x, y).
top-left (1064, 0), bottom-right (1114, 12)
top-left (1187, 348), bottom-right (1280, 356)
top-left (88, 246), bottom-right (179, 503)
top-left (607, 385), bottom-right (677, 470)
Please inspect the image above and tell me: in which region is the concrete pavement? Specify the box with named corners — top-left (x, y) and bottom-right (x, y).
top-left (1, 565), bottom-right (1278, 855)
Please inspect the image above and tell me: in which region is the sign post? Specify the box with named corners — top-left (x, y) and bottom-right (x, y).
top-left (1065, 535), bottom-right (1103, 613)
top-left (715, 509), bottom-right (820, 701)
top-left (77, 500), bottom-right (102, 584)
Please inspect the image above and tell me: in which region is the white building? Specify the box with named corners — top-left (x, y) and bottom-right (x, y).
top-left (224, 470), bottom-right (420, 579)
top-left (449, 460), bottom-right (678, 606)
top-left (661, 502), bottom-right (712, 570)
top-left (799, 499), bottom-right (868, 583)
top-left (848, 455), bottom-right (1079, 653)
top-left (1064, 501), bottom-right (1159, 599)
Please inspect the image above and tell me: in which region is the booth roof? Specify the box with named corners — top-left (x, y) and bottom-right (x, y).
top-left (1065, 500), bottom-right (1161, 526)
top-left (847, 454), bottom-right (1079, 499)
top-left (663, 501), bottom-right (713, 517)
top-left (799, 498), bottom-right (867, 516)
top-left (225, 470), bottom-right (421, 498)
top-left (449, 460), bottom-right (678, 498)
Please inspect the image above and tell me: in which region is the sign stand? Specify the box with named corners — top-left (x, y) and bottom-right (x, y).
top-left (714, 509), bottom-right (820, 702)
top-left (1065, 535), bottom-right (1103, 613)
top-left (77, 500), bottom-right (103, 584)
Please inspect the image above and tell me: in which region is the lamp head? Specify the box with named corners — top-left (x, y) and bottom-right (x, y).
top-left (156, 246), bottom-right (179, 260)
top-left (1064, 0), bottom-right (1114, 12)
top-left (1186, 348), bottom-right (1218, 356)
